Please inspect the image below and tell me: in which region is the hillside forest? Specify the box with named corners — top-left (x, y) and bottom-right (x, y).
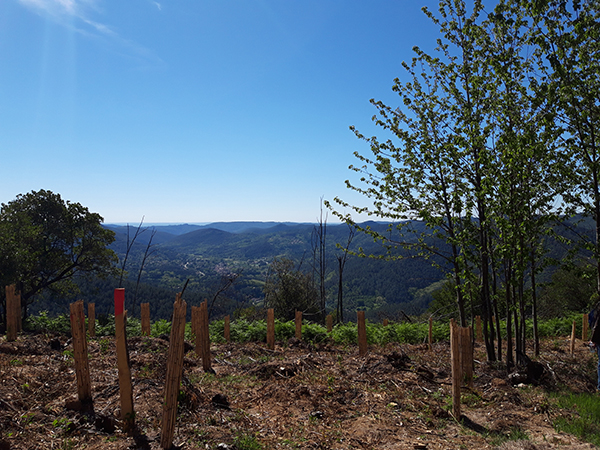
top-left (24, 216), bottom-right (598, 329)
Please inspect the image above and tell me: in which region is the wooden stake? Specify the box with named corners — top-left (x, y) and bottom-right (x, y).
top-left (200, 301), bottom-right (211, 372)
top-left (5, 285), bottom-right (18, 342)
top-left (160, 294), bottom-right (187, 449)
top-left (224, 315), bottom-right (230, 342)
top-left (475, 315), bottom-right (483, 342)
top-left (114, 288), bottom-right (134, 430)
top-left (460, 326), bottom-right (473, 389)
top-left (450, 319), bottom-right (461, 419)
top-left (88, 303), bottom-right (96, 337)
top-left (570, 320), bottom-right (576, 355)
top-left (583, 313), bottom-right (589, 342)
top-left (267, 309), bottom-right (275, 350)
top-left (357, 311), bottom-right (367, 356)
top-left (326, 314), bottom-right (333, 333)
top-left (383, 319), bottom-right (389, 327)
top-left (70, 300), bottom-right (92, 403)
top-left (295, 311), bottom-right (302, 340)
top-left (141, 303), bottom-right (151, 336)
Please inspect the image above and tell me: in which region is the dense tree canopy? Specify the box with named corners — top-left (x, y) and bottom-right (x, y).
top-left (0, 190), bottom-right (117, 317)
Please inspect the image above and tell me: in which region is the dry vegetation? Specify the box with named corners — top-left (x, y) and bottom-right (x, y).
top-left (0, 332), bottom-right (598, 449)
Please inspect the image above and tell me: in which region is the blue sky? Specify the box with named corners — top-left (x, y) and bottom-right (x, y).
top-left (1, 0), bottom-right (442, 224)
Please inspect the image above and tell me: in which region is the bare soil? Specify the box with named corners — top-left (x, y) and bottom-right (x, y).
top-left (0, 332), bottom-right (598, 450)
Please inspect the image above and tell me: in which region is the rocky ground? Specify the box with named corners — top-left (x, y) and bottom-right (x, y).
top-left (0, 331), bottom-right (598, 449)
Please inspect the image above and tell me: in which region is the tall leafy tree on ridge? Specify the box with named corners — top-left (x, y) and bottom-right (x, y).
top-left (330, 0), bottom-right (567, 363)
top-left (0, 189), bottom-right (117, 321)
top-left (330, 0), bottom-right (500, 355)
top-left (484, 0), bottom-right (564, 362)
top-left (529, 0), bottom-right (600, 303)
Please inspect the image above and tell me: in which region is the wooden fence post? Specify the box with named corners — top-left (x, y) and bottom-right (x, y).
top-left (70, 300), bottom-right (92, 403)
top-left (583, 313), bottom-right (589, 342)
top-left (295, 311), bottom-right (302, 340)
top-left (88, 303), bottom-right (96, 337)
top-left (5, 285), bottom-right (18, 342)
top-left (326, 314), bottom-right (333, 333)
top-left (141, 303), bottom-right (151, 336)
top-left (570, 320), bottom-right (576, 355)
top-left (475, 316), bottom-right (483, 342)
top-left (383, 319), bottom-right (389, 327)
top-left (160, 294), bottom-right (187, 449)
top-left (114, 288), bottom-right (134, 430)
top-left (450, 319), bottom-right (461, 419)
top-left (224, 315), bottom-right (230, 343)
top-left (200, 301), bottom-right (211, 372)
top-left (267, 309), bottom-right (275, 350)
top-left (357, 311), bottom-right (367, 356)
top-left (460, 326), bottom-right (473, 389)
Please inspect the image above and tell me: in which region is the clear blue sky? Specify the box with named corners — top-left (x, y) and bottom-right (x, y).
top-left (1, 0), bottom-right (442, 224)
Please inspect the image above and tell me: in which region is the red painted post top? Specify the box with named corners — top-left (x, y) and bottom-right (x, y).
top-left (115, 288), bottom-right (125, 316)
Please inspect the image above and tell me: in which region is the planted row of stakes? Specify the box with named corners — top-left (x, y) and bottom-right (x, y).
top-left (2, 285), bottom-right (591, 448)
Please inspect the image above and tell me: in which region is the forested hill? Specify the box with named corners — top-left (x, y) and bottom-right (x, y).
top-left (31, 221), bottom-right (446, 321)
top-left (31, 218), bottom-right (591, 321)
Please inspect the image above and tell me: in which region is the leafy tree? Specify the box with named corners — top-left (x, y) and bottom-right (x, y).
top-left (529, 0), bottom-right (600, 299)
top-left (329, 0), bottom-right (506, 358)
top-left (263, 257), bottom-right (319, 321)
top-left (0, 190), bottom-right (117, 321)
top-left (329, 0), bottom-right (567, 364)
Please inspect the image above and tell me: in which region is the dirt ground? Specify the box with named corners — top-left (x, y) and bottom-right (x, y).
top-left (0, 331), bottom-right (598, 450)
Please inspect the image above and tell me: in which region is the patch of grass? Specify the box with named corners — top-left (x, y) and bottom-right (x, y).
top-left (461, 391), bottom-right (483, 408)
top-left (488, 426), bottom-right (529, 447)
top-left (553, 392), bottom-right (600, 446)
top-left (98, 338), bottom-right (111, 354)
top-left (233, 432), bottom-right (263, 450)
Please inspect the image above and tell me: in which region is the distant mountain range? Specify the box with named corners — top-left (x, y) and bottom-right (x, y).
top-left (32, 218), bottom-right (588, 321)
top-left (79, 221), bottom-right (443, 320)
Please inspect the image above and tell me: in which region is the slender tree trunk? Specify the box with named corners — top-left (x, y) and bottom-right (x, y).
top-left (478, 201), bottom-right (495, 362)
top-left (505, 260), bottom-right (514, 371)
top-left (513, 283), bottom-right (521, 365)
top-left (489, 235), bottom-right (502, 361)
top-left (531, 247), bottom-right (540, 357)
